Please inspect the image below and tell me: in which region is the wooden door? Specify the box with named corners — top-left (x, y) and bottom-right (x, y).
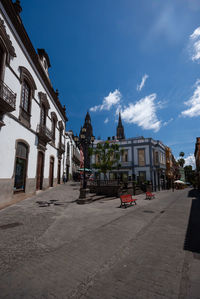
top-left (49, 157), bottom-right (54, 187)
top-left (57, 159), bottom-right (61, 184)
top-left (36, 151), bottom-right (44, 190)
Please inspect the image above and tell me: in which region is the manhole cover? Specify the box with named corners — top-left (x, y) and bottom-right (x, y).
top-left (143, 210), bottom-right (154, 213)
top-left (0, 222), bottom-right (22, 230)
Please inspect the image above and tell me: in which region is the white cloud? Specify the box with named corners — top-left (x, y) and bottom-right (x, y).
top-left (90, 105), bottom-right (99, 112)
top-left (137, 74), bottom-right (149, 92)
top-left (90, 89), bottom-right (121, 112)
top-left (163, 118), bottom-right (173, 126)
top-left (104, 117), bottom-right (109, 124)
top-left (121, 93), bottom-right (161, 132)
top-left (181, 79), bottom-right (200, 117)
top-left (184, 154), bottom-right (195, 169)
top-left (190, 27), bottom-right (200, 61)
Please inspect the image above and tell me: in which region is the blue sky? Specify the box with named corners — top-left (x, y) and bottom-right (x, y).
top-left (21, 0), bottom-right (200, 166)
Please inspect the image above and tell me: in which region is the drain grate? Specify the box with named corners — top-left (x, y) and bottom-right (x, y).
top-left (143, 210), bottom-right (154, 213)
top-left (0, 222), bottom-right (22, 230)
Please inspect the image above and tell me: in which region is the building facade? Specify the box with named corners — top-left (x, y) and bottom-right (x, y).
top-left (0, 0), bottom-right (67, 205)
top-left (65, 131), bottom-right (80, 181)
top-left (194, 137), bottom-right (200, 188)
top-left (91, 137), bottom-right (167, 191)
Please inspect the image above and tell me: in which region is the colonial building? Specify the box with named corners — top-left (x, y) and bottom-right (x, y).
top-left (91, 116), bottom-right (167, 191)
top-left (0, 0), bottom-right (67, 206)
top-left (92, 137), bottom-right (167, 191)
top-left (65, 130), bottom-right (81, 181)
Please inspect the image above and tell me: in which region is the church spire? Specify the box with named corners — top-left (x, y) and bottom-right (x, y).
top-left (116, 112), bottom-right (125, 140)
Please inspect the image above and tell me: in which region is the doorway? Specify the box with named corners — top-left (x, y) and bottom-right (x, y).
top-left (14, 142), bottom-right (28, 192)
top-left (36, 151), bottom-right (44, 190)
top-left (49, 156), bottom-right (54, 187)
top-left (57, 159), bottom-right (61, 184)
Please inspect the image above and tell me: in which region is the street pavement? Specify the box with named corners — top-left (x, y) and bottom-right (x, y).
top-left (0, 183), bottom-right (200, 299)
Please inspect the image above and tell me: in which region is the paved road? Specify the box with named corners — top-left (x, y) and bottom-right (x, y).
top-left (0, 184), bottom-right (200, 299)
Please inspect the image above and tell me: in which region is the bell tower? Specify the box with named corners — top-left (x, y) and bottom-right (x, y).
top-left (116, 112), bottom-right (125, 140)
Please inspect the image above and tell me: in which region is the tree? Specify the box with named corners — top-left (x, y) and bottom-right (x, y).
top-left (178, 151), bottom-right (185, 167)
top-left (184, 165), bottom-right (196, 185)
top-left (90, 141), bottom-right (121, 179)
top-left (178, 158), bottom-right (185, 167)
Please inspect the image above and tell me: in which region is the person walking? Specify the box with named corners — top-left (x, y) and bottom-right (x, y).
top-left (63, 173), bottom-right (66, 184)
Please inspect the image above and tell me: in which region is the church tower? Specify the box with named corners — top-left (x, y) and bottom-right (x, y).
top-left (80, 111), bottom-right (94, 169)
top-left (116, 112), bottom-right (125, 140)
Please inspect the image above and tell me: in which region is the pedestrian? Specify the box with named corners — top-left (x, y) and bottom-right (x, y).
top-left (63, 173), bottom-right (66, 184)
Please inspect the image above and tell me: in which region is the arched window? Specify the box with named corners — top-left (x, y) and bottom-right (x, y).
top-left (38, 92), bottom-right (50, 127)
top-left (51, 112), bottom-right (58, 142)
top-left (0, 17), bottom-right (16, 80)
top-left (14, 142), bottom-right (29, 192)
top-left (41, 103), bottom-right (46, 125)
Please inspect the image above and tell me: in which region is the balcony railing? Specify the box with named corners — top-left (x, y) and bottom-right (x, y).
top-left (58, 141), bottom-right (65, 154)
top-left (0, 80), bottom-right (16, 112)
top-left (37, 123), bottom-right (53, 143)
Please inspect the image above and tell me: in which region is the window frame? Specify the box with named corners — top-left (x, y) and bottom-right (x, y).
top-left (138, 148), bottom-right (146, 166)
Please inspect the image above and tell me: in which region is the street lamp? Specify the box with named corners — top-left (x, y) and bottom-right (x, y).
top-left (74, 128), bottom-right (95, 199)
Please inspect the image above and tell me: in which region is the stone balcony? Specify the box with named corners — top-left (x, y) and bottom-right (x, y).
top-left (37, 123), bottom-right (53, 144)
top-left (58, 141), bottom-right (65, 154)
top-left (0, 80), bottom-right (16, 127)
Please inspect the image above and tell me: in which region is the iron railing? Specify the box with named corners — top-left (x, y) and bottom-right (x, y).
top-left (58, 141), bottom-right (65, 152)
top-left (0, 80), bottom-right (16, 111)
top-left (37, 123), bottom-right (53, 141)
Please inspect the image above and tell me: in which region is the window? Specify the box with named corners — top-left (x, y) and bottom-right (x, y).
top-left (138, 149), bottom-right (145, 166)
top-left (21, 80), bottom-right (31, 113)
top-left (19, 67), bottom-right (36, 127)
top-left (0, 17), bottom-right (16, 79)
top-left (58, 120), bottom-right (64, 147)
top-left (0, 44), bottom-right (5, 80)
top-left (14, 142), bottom-right (28, 191)
top-left (139, 171), bottom-right (146, 182)
top-left (155, 152), bottom-right (159, 165)
top-left (67, 143), bottom-right (70, 157)
top-left (40, 104), bottom-right (46, 125)
top-left (52, 118), bottom-right (56, 140)
top-left (38, 92), bottom-right (50, 129)
top-left (51, 112), bottom-right (58, 142)
top-left (122, 149), bottom-right (128, 162)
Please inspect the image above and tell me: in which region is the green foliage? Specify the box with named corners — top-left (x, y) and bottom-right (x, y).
top-left (90, 141), bottom-right (121, 176)
top-left (178, 158), bottom-right (185, 167)
top-left (179, 152), bottom-right (185, 157)
top-left (184, 165), bottom-right (196, 185)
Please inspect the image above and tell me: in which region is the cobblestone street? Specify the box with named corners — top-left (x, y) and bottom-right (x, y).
top-left (0, 184), bottom-right (200, 299)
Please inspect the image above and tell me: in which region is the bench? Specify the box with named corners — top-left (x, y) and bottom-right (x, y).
top-left (146, 192), bottom-right (155, 200)
top-left (120, 194), bottom-right (137, 208)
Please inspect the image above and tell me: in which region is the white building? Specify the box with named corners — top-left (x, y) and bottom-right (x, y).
top-left (65, 131), bottom-right (81, 181)
top-left (91, 137), bottom-right (166, 190)
top-left (0, 0), bottom-right (67, 206)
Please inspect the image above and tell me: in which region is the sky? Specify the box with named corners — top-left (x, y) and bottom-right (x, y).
top-left (20, 0), bottom-right (200, 167)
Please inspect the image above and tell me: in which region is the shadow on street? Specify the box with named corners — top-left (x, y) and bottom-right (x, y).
top-left (184, 189), bottom-right (200, 253)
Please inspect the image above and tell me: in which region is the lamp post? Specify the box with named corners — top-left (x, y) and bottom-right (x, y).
top-left (74, 128), bottom-right (95, 200)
